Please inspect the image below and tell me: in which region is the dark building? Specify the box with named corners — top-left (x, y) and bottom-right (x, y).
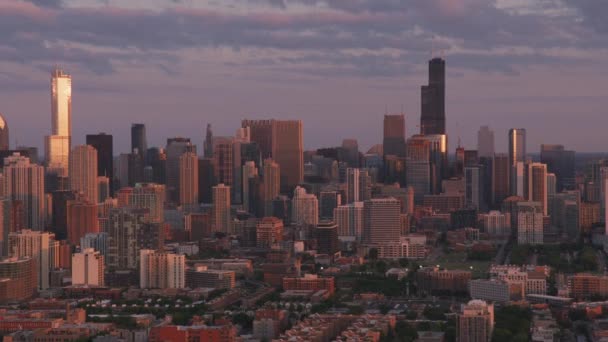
top-left (127, 152), bottom-right (144, 187)
top-left (137, 222), bottom-right (164, 251)
top-left (540, 144), bottom-right (575, 191)
top-left (131, 123), bottom-right (147, 159)
top-left (204, 123), bottom-right (213, 159)
top-left (464, 150), bottom-right (478, 168)
top-left (339, 139), bottom-right (360, 167)
top-left (319, 191), bottom-right (341, 221)
top-left (383, 114), bottom-right (406, 157)
top-left (315, 222), bottom-right (340, 255)
top-left (86, 133), bottom-right (114, 195)
top-left (383, 155), bottom-right (407, 186)
top-left (451, 208), bottom-right (478, 230)
top-left (198, 158), bottom-right (216, 204)
top-left (146, 147), bottom-right (166, 185)
top-left (420, 58), bottom-right (446, 135)
top-left (51, 190), bottom-right (79, 240)
top-left (492, 154), bottom-right (510, 208)
top-left (271, 195), bottom-right (291, 226)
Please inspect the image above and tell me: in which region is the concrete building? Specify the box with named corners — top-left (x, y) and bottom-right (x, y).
top-left (3, 153), bottom-right (45, 230)
top-left (517, 201), bottom-right (544, 245)
top-left (363, 198), bottom-right (401, 244)
top-left (69, 145), bottom-right (98, 205)
top-left (140, 250), bottom-right (185, 289)
top-left (212, 184), bottom-right (231, 234)
top-left (8, 229), bottom-right (53, 290)
top-left (291, 186), bottom-right (318, 226)
top-left (457, 300), bottom-right (494, 342)
top-left (186, 266), bottom-right (235, 289)
top-left (71, 248), bottom-right (104, 286)
top-left (179, 151), bottom-right (199, 209)
top-left (256, 217), bottom-right (284, 248)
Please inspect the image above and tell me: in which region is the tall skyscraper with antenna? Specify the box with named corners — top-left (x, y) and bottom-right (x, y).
top-left (46, 68), bottom-right (72, 179)
top-left (421, 58), bottom-right (446, 135)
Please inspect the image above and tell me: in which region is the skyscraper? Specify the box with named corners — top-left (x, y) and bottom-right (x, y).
top-left (86, 133), bottom-right (114, 195)
top-left (179, 152), bottom-right (199, 209)
top-left (242, 119), bottom-right (304, 192)
top-left (346, 168), bottom-right (371, 204)
top-left (204, 123), bottom-right (214, 158)
top-left (334, 202), bottom-right (364, 240)
top-left (465, 166), bottom-right (485, 211)
top-left (273, 120), bottom-right (304, 192)
top-left (383, 114), bottom-right (406, 157)
top-left (106, 208), bottom-right (149, 270)
top-left (423, 134), bottom-right (448, 194)
top-left (319, 191), bottom-right (341, 221)
top-left (69, 145), bottom-right (98, 204)
top-left (242, 161), bottom-right (258, 214)
top-left (165, 138), bottom-right (195, 204)
top-left (46, 68), bottom-right (72, 179)
top-left (492, 154), bottom-right (510, 207)
top-left (540, 144), bottom-right (575, 192)
top-left (291, 186), bottom-right (319, 227)
top-left (0, 113), bottom-right (9, 151)
top-left (3, 153), bottom-right (45, 230)
top-left (420, 58), bottom-right (446, 135)
top-left (212, 184), bottom-right (231, 234)
top-left (363, 198), bottom-right (401, 244)
top-left (477, 126), bottom-right (495, 158)
top-left (508, 129), bottom-right (526, 166)
top-left (130, 183), bottom-right (165, 224)
top-left (66, 199), bottom-right (99, 245)
top-left (517, 201), bottom-right (544, 245)
top-left (131, 123), bottom-right (147, 159)
top-left (406, 135), bottom-right (431, 203)
top-left (72, 248), bottom-right (104, 286)
top-left (527, 163), bottom-right (548, 216)
top-left (262, 159), bottom-right (280, 216)
top-left (212, 136), bottom-right (235, 188)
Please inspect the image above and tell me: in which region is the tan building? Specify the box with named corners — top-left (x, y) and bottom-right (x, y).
top-left (71, 248), bottom-right (104, 286)
top-left (256, 217), bottom-right (283, 248)
top-left (140, 250), bottom-right (185, 289)
top-left (416, 267), bottom-right (472, 294)
top-left (130, 183), bottom-right (165, 223)
top-left (9, 229), bottom-right (54, 290)
top-left (457, 300), bottom-right (494, 342)
top-left (212, 184), bottom-right (231, 234)
top-left (69, 145), bottom-right (98, 205)
top-left (568, 274), bottom-right (608, 299)
top-left (179, 152), bottom-right (199, 209)
top-left (0, 257), bottom-right (37, 303)
top-left (66, 199), bottom-right (99, 246)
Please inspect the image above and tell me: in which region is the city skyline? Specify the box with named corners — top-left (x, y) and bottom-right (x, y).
top-left (0, 0), bottom-right (607, 153)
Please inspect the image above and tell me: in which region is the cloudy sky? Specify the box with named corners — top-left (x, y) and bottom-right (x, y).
top-left (0, 0), bottom-right (606, 154)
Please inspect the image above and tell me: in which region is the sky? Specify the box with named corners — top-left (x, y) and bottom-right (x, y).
top-left (0, 0), bottom-right (607, 154)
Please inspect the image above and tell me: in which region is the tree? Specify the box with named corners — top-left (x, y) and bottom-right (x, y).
top-left (399, 258), bottom-right (409, 267)
top-left (369, 248), bottom-right (379, 261)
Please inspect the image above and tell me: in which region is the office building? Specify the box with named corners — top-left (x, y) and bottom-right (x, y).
top-left (256, 217), bottom-right (284, 248)
top-left (262, 158), bottom-right (281, 216)
top-left (46, 68), bottom-right (72, 178)
top-left (69, 145), bottom-right (98, 204)
top-left (465, 166), bottom-right (485, 211)
top-left (198, 158), bottom-right (215, 204)
top-left (9, 229), bottom-right (54, 290)
top-left (492, 153), bottom-right (510, 207)
top-left (406, 135), bottom-right (431, 203)
top-left (131, 123), bottom-right (147, 160)
top-left (179, 152), bottom-right (199, 209)
top-left (469, 279), bottom-right (512, 304)
top-left (346, 168), bottom-right (371, 204)
top-left (212, 184), bottom-right (231, 234)
top-left (86, 133), bottom-right (113, 196)
top-left (283, 274), bottom-right (335, 295)
top-left (420, 58), bottom-right (446, 135)
top-left (540, 144), bottom-right (575, 191)
top-left (508, 128), bottom-right (526, 166)
top-left (416, 267), bottom-right (472, 294)
top-left (423, 134), bottom-right (448, 194)
top-left (480, 211), bottom-right (511, 238)
top-left (291, 186), bottom-right (318, 226)
top-left (511, 161), bottom-right (525, 197)
top-left (315, 222), bottom-right (340, 255)
top-left (139, 250), bottom-right (185, 289)
top-left (71, 248), bottom-right (104, 286)
top-left (517, 202), bottom-right (544, 245)
top-left (319, 191), bottom-right (341, 221)
top-left (457, 300), bottom-right (494, 342)
top-left (242, 161), bottom-right (259, 214)
top-left (363, 198), bottom-right (400, 244)
top-left (66, 199), bottom-right (99, 245)
top-left (334, 202), bottom-right (364, 240)
top-left (383, 114), bottom-right (406, 157)
top-left (212, 136), bottom-right (234, 189)
top-left (477, 126), bottom-right (495, 158)
top-left (3, 153), bottom-right (45, 230)
top-left (80, 232), bottom-right (108, 259)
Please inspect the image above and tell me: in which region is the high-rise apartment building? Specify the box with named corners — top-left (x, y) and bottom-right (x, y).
top-left (256, 217), bottom-right (284, 248)
top-left (319, 191), bottom-right (341, 221)
top-left (69, 145), bottom-right (98, 204)
top-left (477, 126), bottom-right (495, 158)
top-left (383, 114), bottom-right (406, 157)
top-left (179, 152), bottom-right (199, 209)
top-left (46, 68), bottom-right (72, 178)
top-left (291, 186), bottom-right (318, 227)
top-left (517, 201), bottom-right (544, 245)
top-left (363, 198), bottom-right (401, 244)
top-left (9, 229), bottom-right (54, 290)
top-left (86, 133), bottom-right (114, 196)
top-left (130, 183), bottom-right (165, 224)
top-left (106, 208), bottom-right (149, 269)
top-left (262, 159), bottom-right (281, 215)
top-left (334, 201), bottom-right (364, 241)
top-left (212, 184), bottom-right (232, 234)
top-left (212, 136), bottom-right (234, 188)
top-left (3, 153), bottom-right (45, 230)
top-left (0, 257), bottom-right (37, 303)
top-left (140, 250), bottom-right (185, 289)
top-left (420, 58), bottom-right (446, 135)
top-left (72, 248), bottom-right (104, 286)
top-left (457, 300), bottom-right (494, 342)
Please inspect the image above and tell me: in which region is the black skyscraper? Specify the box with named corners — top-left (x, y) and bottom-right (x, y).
top-left (131, 123), bottom-right (147, 159)
top-left (86, 133), bottom-right (114, 195)
top-left (421, 58), bottom-right (446, 135)
top-left (541, 144), bottom-right (575, 191)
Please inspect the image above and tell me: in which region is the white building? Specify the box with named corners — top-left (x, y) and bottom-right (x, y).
top-left (291, 186), bottom-right (318, 226)
top-left (140, 250), bottom-right (185, 289)
top-left (334, 202), bottom-right (364, 240)
top-left (517, 202), bottom-right (544, 245)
